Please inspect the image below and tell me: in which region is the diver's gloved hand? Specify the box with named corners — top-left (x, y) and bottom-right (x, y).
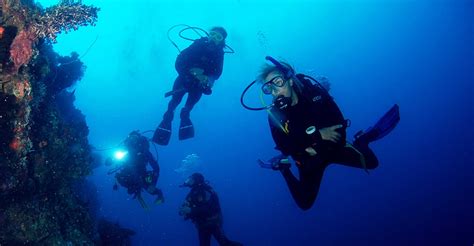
top-left (258, 154), bottom-right (291, 170)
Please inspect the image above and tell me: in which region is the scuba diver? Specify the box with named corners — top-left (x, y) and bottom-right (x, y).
top-left (241, 56), bottom-right (400, 210)
top-left (179, 173), bottom-right (243, 246)
top-left (106, 131), bottom-right (164, 208)
top-left (153, 26), bottom-right (230, 145)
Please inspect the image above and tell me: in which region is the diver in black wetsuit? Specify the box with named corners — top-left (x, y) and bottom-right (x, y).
top-left (152, 27), bottom-right (228, 145)
top-left (179, 173), bottom-right (243, 246)
top-left (108, 131), bottom-right (164, 208)
top-left (250, 57), bottom-right (400, 210)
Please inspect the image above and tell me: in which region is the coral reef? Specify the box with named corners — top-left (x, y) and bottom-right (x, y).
top-left (31, 2), bottom-right (99, 43)
top-left (1, 0), bottom-right (98, 73)
top-left (1, 0), bottom-right (100, 244)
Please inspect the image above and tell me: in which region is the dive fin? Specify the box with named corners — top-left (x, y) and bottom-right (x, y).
top-left (178, 119), bottom-right (194, 140)
top-left (152, 121), bottom-right (172, 145)
top-left (356, 104), bottom-right (400, 144)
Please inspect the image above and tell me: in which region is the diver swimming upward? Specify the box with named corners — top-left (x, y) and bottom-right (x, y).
top-left (152, 25), bottom-right (233, 145)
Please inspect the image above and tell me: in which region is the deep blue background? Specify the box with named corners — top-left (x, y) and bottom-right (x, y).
top-left (39, 0), bottom-right (473, 245)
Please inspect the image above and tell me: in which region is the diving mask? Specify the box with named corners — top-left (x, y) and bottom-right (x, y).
top-left (261, 75), bottom-right (287, 95)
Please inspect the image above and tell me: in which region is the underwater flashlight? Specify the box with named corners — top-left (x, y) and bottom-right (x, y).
top-left (113, 150), bottom-right (128, 161)
top-left (105, 149), bottom-right (129, 174)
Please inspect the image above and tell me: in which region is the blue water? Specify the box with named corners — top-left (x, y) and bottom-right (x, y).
top-left (39, 0), bottom-right (473, 245)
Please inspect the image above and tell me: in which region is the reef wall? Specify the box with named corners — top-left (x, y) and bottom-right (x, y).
top-left (0, 0), bottom-right (100, 244)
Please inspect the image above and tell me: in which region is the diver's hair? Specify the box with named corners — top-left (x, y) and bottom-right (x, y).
top-left (210, 26), bottom-right (227, 39)
top-left (257, 60), bottom-right (295, 83)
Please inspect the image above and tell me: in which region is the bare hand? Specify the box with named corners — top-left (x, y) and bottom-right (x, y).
top-left (319, 124), bottom-right (343, 143)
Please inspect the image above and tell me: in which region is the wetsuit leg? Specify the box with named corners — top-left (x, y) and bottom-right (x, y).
top-left (211, 225), bottom-right (230, 245)
top-left (353, 141), bottom-right (379, 169)
top-left (198, 227), bottom-right (212, 246)
top-left (211, 225), bottom-right (242, 246)
top-left (180, 89), bottom-right (203, 120)
top-left (280, 161), bottom-right (328, 210)
top-left (331, 143), bottom-right (379, 170)
top-left (164, 76), bottom-right (187, 121)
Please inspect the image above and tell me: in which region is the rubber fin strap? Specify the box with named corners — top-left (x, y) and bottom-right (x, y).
top-left (346, 143), bottom-right (368, 174)
top-left (259, 91), bottom-right (288, 134)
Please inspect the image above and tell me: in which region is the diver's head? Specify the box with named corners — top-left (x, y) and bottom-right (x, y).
top-left (258, 61), bottom-right (298, 107)
top-left (209, 26), bottom-right (227, 46)
top-left (124, 131), bottom-right (149, 153)
top-left (181, 172), bottom-right (205, 188)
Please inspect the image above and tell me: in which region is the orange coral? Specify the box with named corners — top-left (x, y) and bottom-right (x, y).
top-left (0, 26), bottom-right (4, 38)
